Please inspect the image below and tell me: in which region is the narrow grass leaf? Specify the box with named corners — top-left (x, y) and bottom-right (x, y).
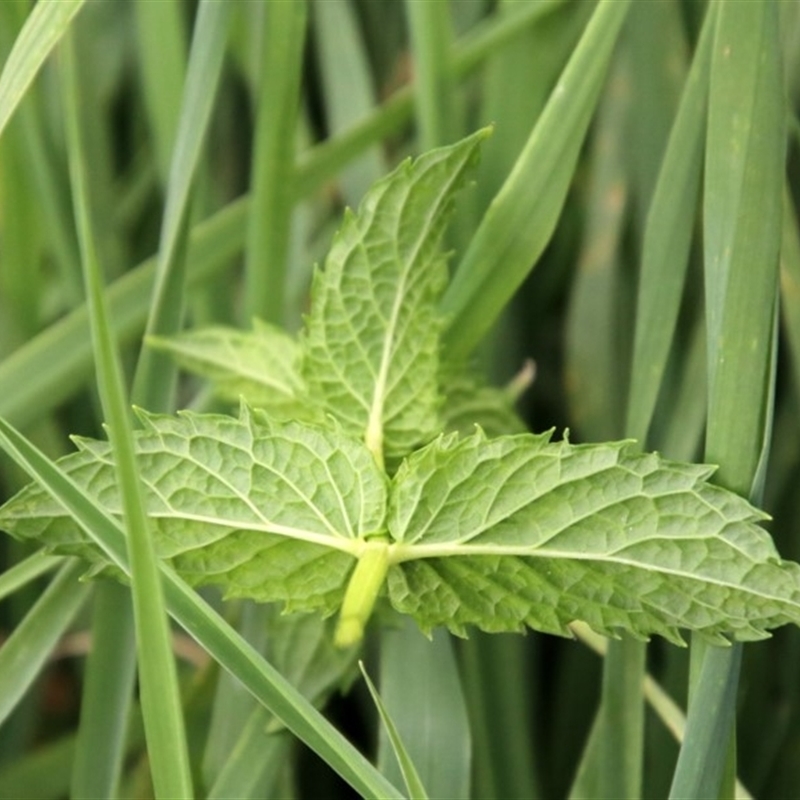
top-left (405, 0), bottom-right (457, 150)
top-left (312, 0), bottom-right (384, 206)
top-left (378, 623), bottom-right (469, 800)
top-left (564, 52), bottom-right (629, 443)
top-left (0, 559), bottom-right (90, 726)
top-left (69, 583), bottom-right (137, 800)
top-left (0, 197), bottom-right (248, 429)
top-left (675, 3), bottom-right (785, 798)
top-left (0, 416), bottom-right (405, 800)
top-left (626, 8), bottom-right (714, 445)
top-left (244, 0), bottom-right (306, 325)
top-left (441, 0), bottom-right (631, 360)
top-left (0, 0), bottom-right (84, 140)
top-left (133, 0), bottom-right (186, 184)
top-left (362, 659), bottom-right (430, 800)
top-left (61, 29), bottom-right (193, 798)
top-left (703, 0), bottom-right (784, 488)
top-left (0, 549), bottom-right (61, 602)
top-left (133, 0), bottom-right (232, 411)
top-left (779, 188), bottom-right (800, 402)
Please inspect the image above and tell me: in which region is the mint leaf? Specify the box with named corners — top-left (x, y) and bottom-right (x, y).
top-left (440, 370), bottom-right (528, 437)
top-left (302, 128), bottom-right (491, 466)
top-left (0, 408), bottom-right (386, 614)
top-left (385, 430), bottom-right (800, 644)
top-left (147, 321), bottom-right (316, 420)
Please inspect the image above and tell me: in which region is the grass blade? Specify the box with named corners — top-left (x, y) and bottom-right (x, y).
top-left (363, 659), bottom-right (429, 800)
top-left (405, 0), bottom-right (457, 150)
top-left (378, 622), bottom-right (470, 800)
top-left (673, 2), bottom-right (785, 797)
top-left (0, 0), bottom-right (84, 140)
top-left (133, 0), bottom-right (232, 411)
top-left (244, 0), bottom-right (306, 324)
top-left (61, 27), bottom-right (193, 798)
top-left (0, 550), bottom-right (61, 603)
top-left (0, 559), bottom-right (90, 727)
top-left (441, 0), bottom-right (631, 360)
top-left (625, 7), bottom-right (714, 445)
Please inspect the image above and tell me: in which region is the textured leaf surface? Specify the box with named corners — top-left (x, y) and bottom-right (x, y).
top-left (0, 409), bottom-right (386, 614)
top-left (386, 431), bottom-right (800, 644)
top-left (302, 128), bottom-right (490, 463)
top-left (147, 321), bottom-right (316, 419)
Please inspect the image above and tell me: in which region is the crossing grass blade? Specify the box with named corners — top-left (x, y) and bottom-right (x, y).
top-left (133, 0), bottom-right (232, 412)
top-left (61, 26), bottom-right (194, 798)
top-left (441, 0), bottom-right (632, 360)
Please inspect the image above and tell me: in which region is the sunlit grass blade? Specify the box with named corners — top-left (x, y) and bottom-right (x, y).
top-left (0, 415), bottom-right (404, 800)
top-left (378, 622), bottom-right (469, 799)
top-left (0, 0), bottom-right (84, 140)
top-left (441, 0), bottom-right (631, 360)
top-left (626, 7), bottom-right (714, 445)
top-left (133, 0), bottom-right (232, 412)
top-left (61, 27), bottom-right (193, 798)
top-left (363, 659), bottom-right (429, 800)
top-left (0, 559), bottom-right (90, 726)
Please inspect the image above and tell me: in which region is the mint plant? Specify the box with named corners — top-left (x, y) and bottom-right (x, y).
top-left (2, 129), bottom-right (800, 651)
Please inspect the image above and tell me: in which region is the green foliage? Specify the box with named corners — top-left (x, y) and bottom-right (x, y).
top-left (2, 1), bottom-right (800, 798)
top-left (3, 132), bottom-right (799, 659)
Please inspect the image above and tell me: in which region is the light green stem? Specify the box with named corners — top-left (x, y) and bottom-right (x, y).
top-left (335, 543), bottom-right (390, 648)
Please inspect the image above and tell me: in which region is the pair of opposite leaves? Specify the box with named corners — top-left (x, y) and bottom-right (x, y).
top-left (1, 129), bottom-right (799, 648)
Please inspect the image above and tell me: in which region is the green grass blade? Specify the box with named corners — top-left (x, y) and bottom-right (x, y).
top-left (61, 28), bottom-right (193, 798)
top-left (405, 0), bottom-right (457, 150)
top-left (70, 582), bottom-right (137, 800)
top-left (462, 634), bottom-right (541, 799)
top-left (0, 559), bottom-right (90, 726)
top-left (673, 2), bottom-right (785, 798)
top-left (0, 0), bottom-right (84, 140)
top-left (0, 550), bottom-right (62, 602)
top-left (313, 0), bottom-right (384, 205)
top-left (669, 646), bottom-right (742, 800)
top-left (564, 52), bottom-right (629, 443)
top-left (363, 659), bottom-right (429, 800)
top-left (378, 622), bottom-right (470, 800)
top-left (133, 0), bottom-right (232, 411)
top-left (780, 187), bottom-right (800, 402)
top-left (0, 735), bottom-right (76, 800)
top-left (441, 0), bottom-right (632, 360)
top-left (133, 0), bottom-right (186, 185)
top-left (243, 0), bottom-right (306, 324)
top-left (0, 416), bottom-right (405, 800)
top-left (626, 7), bottom-right (714, 445)
top-left (703, 0), bottom-right (783, 488)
